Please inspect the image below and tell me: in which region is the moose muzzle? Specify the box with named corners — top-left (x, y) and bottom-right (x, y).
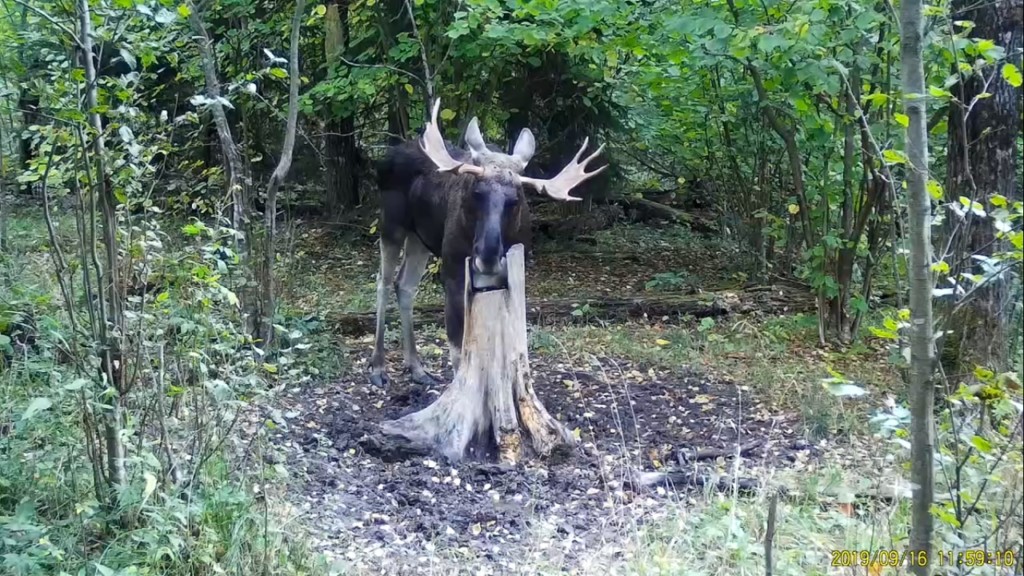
top-left (471, 254), bottom-right (508, 291)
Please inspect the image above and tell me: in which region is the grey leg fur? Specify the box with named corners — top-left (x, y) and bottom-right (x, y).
top-left (395, 235), bottom-right (437, 385)
top-left (369, 238), bottom-right (401, 387)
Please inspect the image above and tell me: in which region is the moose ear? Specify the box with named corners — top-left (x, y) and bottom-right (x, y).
top-left (511, 128), bottom-right (536, 166)
top-left (464, 117), bottom-right (488, 156)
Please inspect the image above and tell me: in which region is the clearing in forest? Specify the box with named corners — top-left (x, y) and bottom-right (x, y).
top-left (252, 217), bottom-right (898, 574)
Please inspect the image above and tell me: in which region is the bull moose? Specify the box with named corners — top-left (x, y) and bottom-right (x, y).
top-left (369, 99), bottom-right (606, 388)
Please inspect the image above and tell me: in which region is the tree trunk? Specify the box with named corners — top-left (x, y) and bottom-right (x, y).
top-left (259, 0), bottom-right (306, 348)
top-left (900, 0), bottom-right (936, 571)
top-left (379, 245), bottom-right (576, 464)
top-left (324, 0), bottom-right (360, 213)
top-left (79, 0), bottom-right (128, 504)
top-left (378, 0), bottom-right (411, 144)
top-left (189, 3), bottom-right (258, 336)
top-left (945, 0), bottom-right (1022, 373)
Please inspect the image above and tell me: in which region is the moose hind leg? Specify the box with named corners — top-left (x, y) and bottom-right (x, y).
top-left (396, 235), bottom-right (437, 386)
top-left (369, 237), bottom-right (402, 387)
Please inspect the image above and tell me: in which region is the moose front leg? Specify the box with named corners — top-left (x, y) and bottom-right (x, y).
top-left (443, 271), bottom-right (466, 374)
top-left (396, 236), bottom-right (438, 386)
top-left (369, 237), bottom-right (402, 388)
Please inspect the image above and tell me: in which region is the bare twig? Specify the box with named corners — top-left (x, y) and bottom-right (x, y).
top-left (402, 0), bottom-right (434, 103)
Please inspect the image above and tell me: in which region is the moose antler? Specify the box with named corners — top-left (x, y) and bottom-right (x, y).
top-left (519, 138), bottom-right (606, 201)
top-left (419, 98), bottom-right (485, 176)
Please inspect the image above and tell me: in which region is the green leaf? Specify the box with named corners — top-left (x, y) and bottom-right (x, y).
top-left (894, 113), bottom-right (909, 127)
top-left (821, 380), bottom-right (868, 397)
top-left (154, 8), bottom-right (176, 24)
top-left (928, 86), bottom-right (951, 98)
top-left (64, 378), bottom-right (91, 391)
top-left (315, 4), bottom-right (327, 16)
top-left (959, 196), bottom-right (986, 217)
top-left (932, 504), bottom-right (962, 528)
top-left (926, 180), bottom-right (944, 200)
top-left (22, 397), bottom-right (53, 421)
top-left (969, 435), bottom-right (993, 453)
top-left (931, 261), bottom-right (950, 274)
top-left (757, 34), bottom-right (790, 53)
top-left (882, 149), bottom-right (908, 164)
top-left (1010, 231), bottom-right (1023, 250)
top-left (404, 83), bottom-right (414, 95)
top-left (440, 108), bottom-right (456, 121)
top-left (177, 4), bottom-right (191, 18)
top-left (973, 365), bottom-right (995, 381)
top-left (863, 92), bottom-right (888, 106)
top-left (1002, 63), bottom-right (1023, 87)
top-left (869, 326), bottom-right (899, 340)
top-left (268, 67), bottom-right (288, 79)
top-left (990, 194), bottom-right (1007, 207)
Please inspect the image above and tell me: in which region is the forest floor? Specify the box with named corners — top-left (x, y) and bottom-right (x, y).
top-left (247, 207), bottom-right (909, 575)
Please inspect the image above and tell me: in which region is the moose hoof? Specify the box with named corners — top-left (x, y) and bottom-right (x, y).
top-left (409, 369), bottom-right (440, 387)
top-left (368, 370), bottom-right (390, 389)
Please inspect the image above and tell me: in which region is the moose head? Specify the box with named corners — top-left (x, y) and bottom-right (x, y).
top-left (417, 98), bottom-right (606, 287)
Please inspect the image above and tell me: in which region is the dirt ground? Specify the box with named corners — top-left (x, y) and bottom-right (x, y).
top-left (259, 344), bottom-right (820, 575)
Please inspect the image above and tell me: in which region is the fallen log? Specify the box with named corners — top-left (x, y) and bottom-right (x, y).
top-left (331, 286), bottom-right (816, 336)
top-left (612, 196), bottom-right (717, 235)
top-left (625, 469), bottom-right (765, 494)
top-left (676, 440), bottom-right (764, 463)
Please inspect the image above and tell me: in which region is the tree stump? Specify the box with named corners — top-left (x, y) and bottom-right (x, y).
top-left (379, 244), bottom-right (576, 464)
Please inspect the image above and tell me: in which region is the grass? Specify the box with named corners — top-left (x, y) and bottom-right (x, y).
top-left (529, 310), bottom-right (901, 441)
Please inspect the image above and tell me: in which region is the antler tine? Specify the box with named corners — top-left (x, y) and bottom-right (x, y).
top-left (419, 98), bottom-right (484, 176)
top-left (519, 138), bottom-right (607, 202)
top-left (571, 137), bottom-right (590, 164)
top-left (579, 142), bottom-right (605, 172)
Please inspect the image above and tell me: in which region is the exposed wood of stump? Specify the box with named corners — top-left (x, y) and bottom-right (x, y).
top-left (377, 244), bottom-right (575, 464)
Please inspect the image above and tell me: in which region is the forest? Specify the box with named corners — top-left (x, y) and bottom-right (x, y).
top-left (0, 0), bottom-right (1021, 574)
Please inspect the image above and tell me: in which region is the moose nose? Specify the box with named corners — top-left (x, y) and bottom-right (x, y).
top-left (473, 255), bottom-right (506, 275)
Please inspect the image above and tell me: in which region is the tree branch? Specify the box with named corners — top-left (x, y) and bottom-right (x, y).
top-left (260, 0), bottom-right (306, 346)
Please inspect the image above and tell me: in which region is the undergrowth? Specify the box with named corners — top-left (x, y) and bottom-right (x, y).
top-left (1, 207), bottom-right (326, 576)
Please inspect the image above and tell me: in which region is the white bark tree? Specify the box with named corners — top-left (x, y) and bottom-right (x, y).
top-left (900, 0), bottom-right (936, 571)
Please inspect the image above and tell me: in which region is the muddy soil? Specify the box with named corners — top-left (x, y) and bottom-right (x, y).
top-left (258, 345), bottom-right (818, 575)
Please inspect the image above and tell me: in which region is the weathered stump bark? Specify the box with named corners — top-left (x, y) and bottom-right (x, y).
top-left (379, 244), bottom-right (575, 464)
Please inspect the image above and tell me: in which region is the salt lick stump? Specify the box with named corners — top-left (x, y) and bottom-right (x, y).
top-left (378, 244), bottom-right (576, 464)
